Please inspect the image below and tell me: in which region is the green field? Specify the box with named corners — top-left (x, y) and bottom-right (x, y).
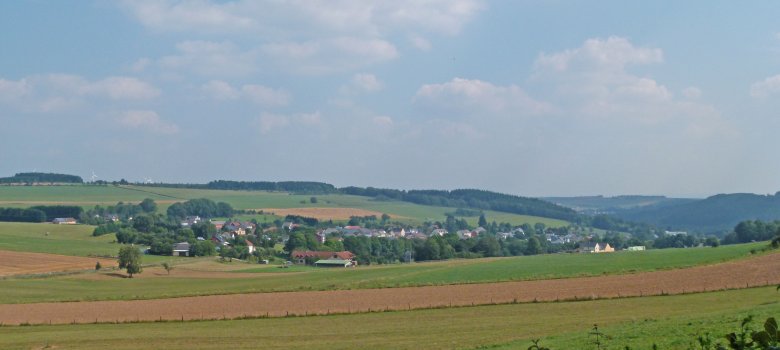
top-left (0, 222), bottom-right (117, 257)
top-left (1, 286), bottom-right (777, 349)
top-left (0, 222), bottom-right (178, 265)
top-left (0, 185), bottom-right (569, 227)
top-left (0, 241), bottom-right (764, 304)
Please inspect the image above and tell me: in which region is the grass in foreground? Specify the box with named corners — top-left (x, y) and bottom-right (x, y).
top-left (0, 242), bottom-right (765, 304)
top-left (0, 286), bottom-right (777, 350)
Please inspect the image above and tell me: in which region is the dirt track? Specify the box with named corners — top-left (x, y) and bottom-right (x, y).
top-left (0, 250), bottom-right (116, 277)
top-left (1, 252), bottom-right (779, 325)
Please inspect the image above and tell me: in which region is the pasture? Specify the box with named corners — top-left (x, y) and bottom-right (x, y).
top-left (0, 242), bottom-right (766, 304)
top-left (0, 286), bottom-right (777, 349)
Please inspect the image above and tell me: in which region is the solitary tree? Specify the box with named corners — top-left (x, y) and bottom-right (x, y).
top-left (95, 261), bottom-right (102, 270)
top-left (162, 261), bottom-right (174, 275)
top-left (118, 246), bottom-right (142, 278)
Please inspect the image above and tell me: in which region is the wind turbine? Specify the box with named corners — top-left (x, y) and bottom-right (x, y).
top-left (90, 170), bottom-right (98, 183)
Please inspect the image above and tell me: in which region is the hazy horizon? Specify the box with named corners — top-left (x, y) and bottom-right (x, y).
top-left (2, 1), bottom-right (779, 198)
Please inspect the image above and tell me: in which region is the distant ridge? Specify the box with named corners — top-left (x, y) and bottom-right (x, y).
top-left (614, 192), bottom-right (780, 233)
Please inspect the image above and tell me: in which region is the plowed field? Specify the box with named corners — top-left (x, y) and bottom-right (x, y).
top-left (0, 250), bottom-right (116, 277)
top-left (2, 252), bottom-right (778, 325)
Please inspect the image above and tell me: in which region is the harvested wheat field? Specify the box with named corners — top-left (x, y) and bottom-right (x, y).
top-left (1, 252), bottom-right (778, 325)
top-left (260, 207), bottom-right (395, 220)
top-left (0, 250), bottom-right (116, 277)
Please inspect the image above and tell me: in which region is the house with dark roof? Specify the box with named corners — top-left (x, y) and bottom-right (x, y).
top-left (172, 242), bottom-right (191, 256)
top-left (52, 217), bottom-right (77, 225)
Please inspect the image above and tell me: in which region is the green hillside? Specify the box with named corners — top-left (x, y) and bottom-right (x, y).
top-left (0, 185), bottom-right (569, 227)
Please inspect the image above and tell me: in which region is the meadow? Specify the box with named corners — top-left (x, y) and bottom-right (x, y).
top-left (0, 240), bottom-right (765, 304)
top-left (0, 286), bottom-right (777, 349)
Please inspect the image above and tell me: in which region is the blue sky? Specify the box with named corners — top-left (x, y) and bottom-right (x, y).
top-left (1, 1), bottom-right (779, 197)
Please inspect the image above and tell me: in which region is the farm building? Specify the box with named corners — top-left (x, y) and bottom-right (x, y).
top-left (314, 258), bottom-right (353, 268)
top-left (578, 242), bottom-right (614, 253)
top-left (52, 217), bottom-right (77, 225)
top-left (291, 250), bottom-right (356, 265)
top-left (626, 246), bottom-right (646, 251)
top-left (172, 242), bottom-right (191, 256)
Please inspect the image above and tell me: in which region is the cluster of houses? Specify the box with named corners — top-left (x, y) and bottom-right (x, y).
top-left (165, 218), bottom-right (645, 259)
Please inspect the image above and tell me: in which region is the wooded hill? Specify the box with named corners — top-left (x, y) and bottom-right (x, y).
top-left (0, 172), bottom-right (83, 184)
top-left (614, 192), bottom-right (780, 233)
top-left (545, 195), bottom-right (696, 215)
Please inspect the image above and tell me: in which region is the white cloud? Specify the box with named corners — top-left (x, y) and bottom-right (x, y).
top-left (256, 113), bottom-right (290, 134)
top-left (352, 73), bottom-right (383, 92)
top-left (130, 58), bottom-right (151, 72)
top-left (409, 35), bottom-right (432, 51)
top-left (122, 1), bottom-right (483, 75)
top-left (682, 86), bottom-right (702, 99)
top-left (262, 37), bottom-right (398, 74)
top-left (529, 37), bottom-right (731, 139)
top-left (201, 80), bottom-right (240, 100)
top-left (118, 110), bottom-right (179, 134)
top-left (373, 115), bottom-right (394, 128)
top-left (750, 74), bottom-right (780, 98)
top-left (241, 85), bottom-right (291, 106)
top-left (254, 111), bottom-right (322, 134)
top-left (120, 0), bottom-right (253, 33)
top-left (82, 77), bottom-right (160, 100)
top-left (201, 80), bottom-right (290, 106)
top-left (0, 78), bottom-right (32, 101)
top-left (159, 41), bottom-right (257, 77)
top-left (0, 74), bottom-right (158, 112)
top-left (122, 1), bottom-right (484, 36)
top-left (296, 111), bottom-right (322, 126)
top-left (415, 78), bottom-right (553, 116)
top-left (535, 36), bottom-right (663, 72)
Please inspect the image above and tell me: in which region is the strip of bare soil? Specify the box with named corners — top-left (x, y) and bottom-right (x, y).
top-left (1, 252), bottom-right (778, 325)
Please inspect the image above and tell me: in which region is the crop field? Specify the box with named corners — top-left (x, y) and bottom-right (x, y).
top-left (0, 250), bottom-right (116, 277)
top-left (0, 185), bottom-right (570, 226)
top-left (1, 251), bottom-right (778, 325)
top-left (0, 242), bottom-right (769, 304)
top-left (0, 286), bottom-right (777, 349)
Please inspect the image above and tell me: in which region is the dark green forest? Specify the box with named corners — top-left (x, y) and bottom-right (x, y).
top-left (0, 172), bottom-right (83, 184)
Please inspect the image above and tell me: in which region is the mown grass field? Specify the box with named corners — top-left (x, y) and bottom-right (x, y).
top-left (0, 222), bottom-right (177, 267)
top-left (0, 242), bottom-right (764, 304)
top-left (0, 185), bottom-right (569, 227)
top-left (0, 286), bottom-right (777, 350)
top-left (0, 222), bottom-right (116, 257)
